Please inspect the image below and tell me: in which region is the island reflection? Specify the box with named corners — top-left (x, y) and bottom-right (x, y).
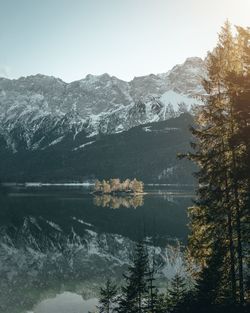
top-left (93, 194), bottom-right (144, 209)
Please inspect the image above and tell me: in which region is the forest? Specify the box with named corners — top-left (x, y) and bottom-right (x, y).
top-left (95, 22), bottom-right (250, 313)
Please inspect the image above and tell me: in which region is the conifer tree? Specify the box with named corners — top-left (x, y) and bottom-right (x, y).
top-left (117, 242), bottom-right (154, 313)
top-left (167, 273), bottom-right (187, 312)
top-left (98, 279), bottom-right (118, 313)
top-left (184, 22), bottom-right (250, 305)
top-left (195, 241), bottom-right (226, 306)
top-left (154, 293), bottom-right (169, 313)
top-left (146, 263), bottom-right (158, 313)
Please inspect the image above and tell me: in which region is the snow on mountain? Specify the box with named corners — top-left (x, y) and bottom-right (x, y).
top-left (164, 57), bottom-right (206, 95)
top-left (0, 57), bottom-right (206, 152)
top-left (160, 90), bottom-right (199, 111)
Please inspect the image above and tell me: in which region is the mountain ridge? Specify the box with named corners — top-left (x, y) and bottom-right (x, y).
top-left (0, 56), bottom-right (204, 84)
top-left (0, 57), bottom-right (203, 182)
top-left (0, 56), bottom-right (205, 152)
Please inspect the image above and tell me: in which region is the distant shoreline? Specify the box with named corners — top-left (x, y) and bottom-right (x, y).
top-left (2, 182), bottom-right (195, 188)
top-left (92, 191), bottom-right (148, 196)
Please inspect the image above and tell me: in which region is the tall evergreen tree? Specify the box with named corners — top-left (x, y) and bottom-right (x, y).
top-left (117, 242), bottom-right (157, 313)
top-left (97, 279), bottom-right (118, 313)
top-left (154, 293), bottom-right (169, 313)
top-left (167, 273), bottom-right (187, 312)
top-left (184, 22), bottom-right (250, 305)
top-left (195, 241), bottom-right (227, 306)
top-left (146, 266), bottom-right (158, 313)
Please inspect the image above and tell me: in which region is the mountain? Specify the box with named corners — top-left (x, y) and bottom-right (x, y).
top-left (0, 113), bottom-right (195, 183)
top-left (0, 57), bottom-right (205, 182)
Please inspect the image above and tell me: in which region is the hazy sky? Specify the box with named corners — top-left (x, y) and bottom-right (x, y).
top-left (0, 0), bottom-right (250, 82)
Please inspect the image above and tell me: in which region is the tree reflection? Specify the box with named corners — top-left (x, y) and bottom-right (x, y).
top-left (93, 194), bottom-right (144, 209)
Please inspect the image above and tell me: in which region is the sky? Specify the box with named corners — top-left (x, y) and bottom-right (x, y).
top-left (0, 0), bottom-right (250, 82)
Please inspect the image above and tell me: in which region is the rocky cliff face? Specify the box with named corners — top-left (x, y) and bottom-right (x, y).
top-left (0, 57), bottom-right (205, 152)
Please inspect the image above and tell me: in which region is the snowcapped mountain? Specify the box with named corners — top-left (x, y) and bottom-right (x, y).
top-left (0, 57), bottom-right (205, 152)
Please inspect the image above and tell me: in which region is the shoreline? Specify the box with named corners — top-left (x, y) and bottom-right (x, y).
top-left (91, 191), bottom-right (148, 196)
top-left (2, 182), bottom-right (195, 188)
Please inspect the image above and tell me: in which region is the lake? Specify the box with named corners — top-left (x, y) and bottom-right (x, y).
top-left (0, 184), bottom-right (193, 313)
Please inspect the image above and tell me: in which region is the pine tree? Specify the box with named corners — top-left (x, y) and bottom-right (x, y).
top-left (219, 24), bottom-right (250, 304)
top-left (167, 273), bottom-right (187, 312)
top-left (195, 240), bottom-right (226, 306)
top-left (154, 293), bottom-right (169, 313)
top-left (146, 265), bottom-right (158, 313)
top-left (97, 279), bottom-right (118, 313)
top-left (183, 22), bottom-right (250, 306)
top-left (117, 242), bottom-right (154, 313)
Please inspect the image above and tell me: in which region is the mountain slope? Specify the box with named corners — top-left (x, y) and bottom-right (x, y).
top-left (0, 113), bottom-right (195, 183)
top-left (0, 57), bottom-right (203, 182)
top-left (0, 57), bottom-right (205, 151)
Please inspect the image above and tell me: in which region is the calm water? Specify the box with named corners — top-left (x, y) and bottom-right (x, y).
top-left (0, 185), bottom-right (193, 313)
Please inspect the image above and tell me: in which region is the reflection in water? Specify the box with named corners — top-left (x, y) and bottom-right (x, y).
top-left (93, 194), bottom-right (144, 209)
top-left (0, 186), bottom-right (192, 313)
top-left (32, 292), bottom-right (98, 313)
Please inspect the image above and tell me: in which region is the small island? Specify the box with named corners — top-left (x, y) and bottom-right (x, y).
top-left (93, 178), bottom-right (144, 194)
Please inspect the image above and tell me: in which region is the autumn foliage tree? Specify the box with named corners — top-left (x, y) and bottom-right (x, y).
top-left (94, 178), bottom-right (144, 194)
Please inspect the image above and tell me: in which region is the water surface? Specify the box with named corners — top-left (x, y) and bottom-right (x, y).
top-left (0, 185), bottom-right (193, 313)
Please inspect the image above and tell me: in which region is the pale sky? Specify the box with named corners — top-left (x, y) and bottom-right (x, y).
top-left (0, 0), bottom-right (250, 82)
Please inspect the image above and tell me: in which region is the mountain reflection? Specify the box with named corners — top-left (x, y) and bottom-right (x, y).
top-left (0, 186), bottom-right (192, 313)
top-left (93, 194), bottom-right (144, 209)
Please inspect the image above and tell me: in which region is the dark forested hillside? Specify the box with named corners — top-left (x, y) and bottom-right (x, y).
top-left (0, 113), bottom-right (195, 184)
